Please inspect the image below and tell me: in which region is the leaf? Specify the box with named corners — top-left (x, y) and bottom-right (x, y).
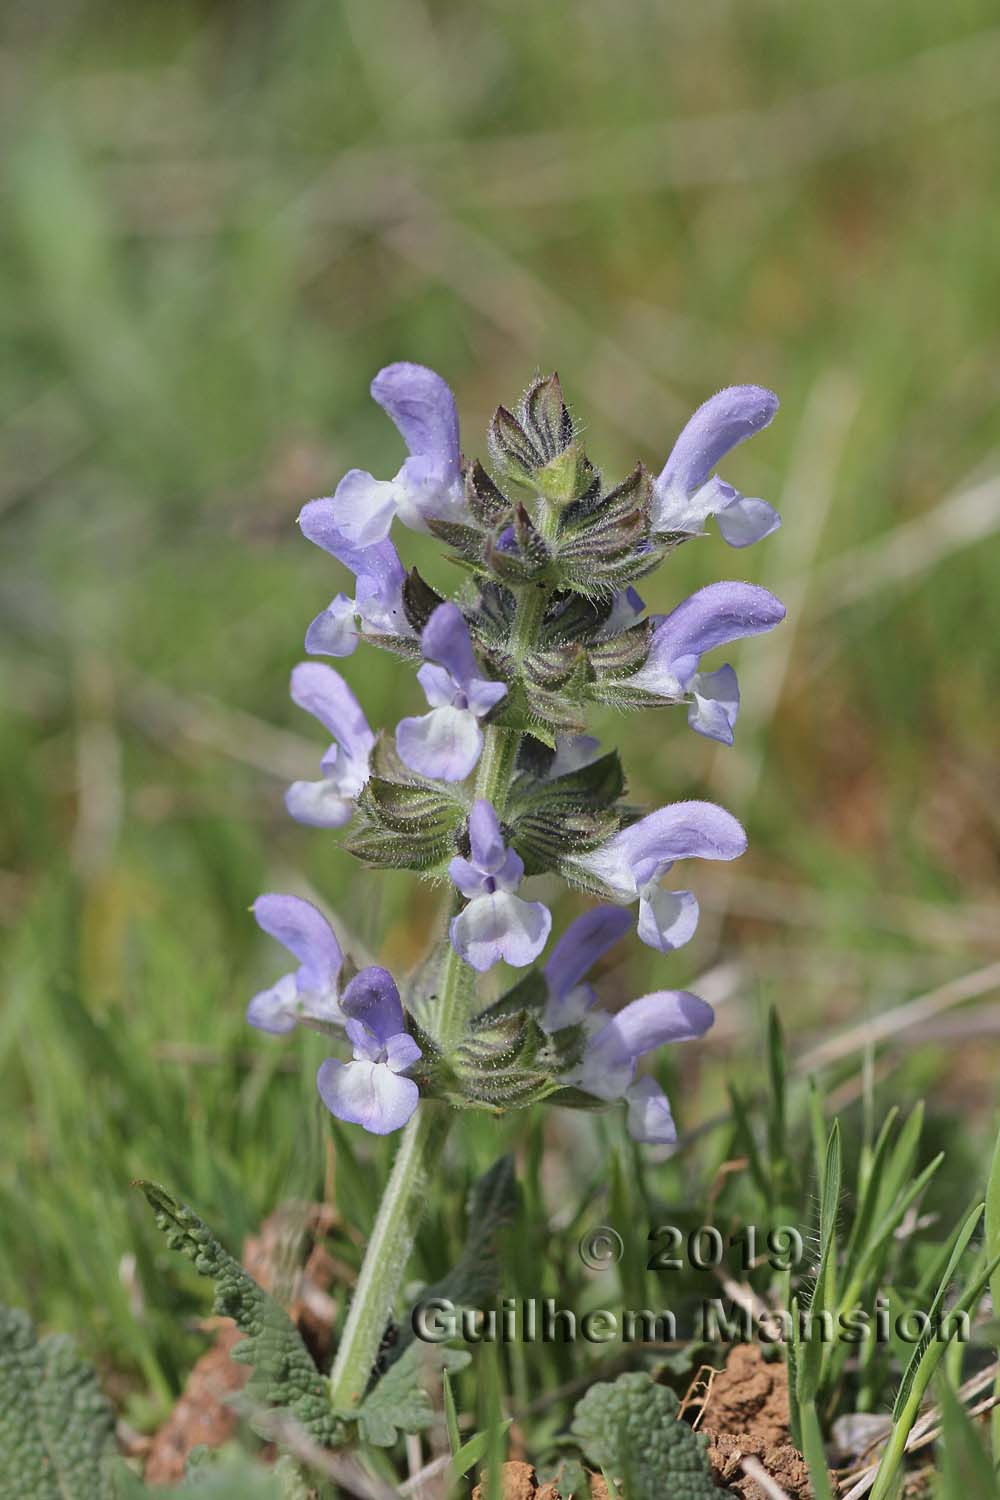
top-left (798, 1120), bottom-right (840, 1405)
top-left (0, 1304), bottom-right (116, 1500)
top-left (135, 1182), bottom-right (345, 1449)
top-left (451, 1420), bottom-right (514, 1479)
top-left (515, 804), bottom-right (620, 874)
top-left (353, 1341), bottom-right (471, 1447)
top-left (799, 1398), bottom-right (835, 1500)
top-left (347, 775), bottom-right (462, 871)
top-left (402, 568), bottom-right (445, 632)
top-left (465, 460), bottom-right (511, 525)
top-left (870, 1242), bottom-right (1000, 1500)
top-left (442, 1368), bottom-right (462, 1456)
top-left (892, 1202), bottom-right (983, 1421)
top-left (386, 1156), bottom-right (521, 1377)
top-left (454, 1012), bottom-right (558, 1106)
top-left (424, 516), bottom-right (488, 561)
top-left (475, 975), bottom-right (548, 1035)
top-left (840, 1105), bottom-right (900, 1288)
top-left (986, 1118), bottom-right (1000, 1464)
top-left (513, 502), bottom-right (553, 570)
top-left (521, 372), bottom-right (574, 462)
top-left (488, 405), bottom-right (543, 485)
top-left (766, 1006), bottom-right (787, 1165)
top-left (511, 750), bottom-right (625, 815)
top-left (539, 591), bottom-right (615, 646)
top-left (560, 464), bottom-right (651, 535)
top-left (588, 621), bottom-right (654, 680)
top-left (935, 1376), bottom-right (1000, 1497)
top-left (113, 1451), bottom-right (308, 1497)
top-left (426, 1155), bottom-right (520, 1306)
top-left (361, 776), bottom-right (463, 837)
top-left (726, 1083), bottom-right (773, 1206)
top-left (523, 642), bottom-right (587, 691)
top-left (571, 1371), bottom-right (719, 1500)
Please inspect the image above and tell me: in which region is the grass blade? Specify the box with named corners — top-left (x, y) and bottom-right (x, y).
top-left (986, 1121), bottom-right (1000, 1466)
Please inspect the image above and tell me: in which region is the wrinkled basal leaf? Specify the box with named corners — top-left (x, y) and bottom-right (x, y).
top-left (0, 1304), bottom-right (116, 1500)
top-left (135, 1181), bottom-right (345, 1450)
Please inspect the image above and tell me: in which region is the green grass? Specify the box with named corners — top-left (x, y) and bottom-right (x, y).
top-left (2, 0), bottom-right (1000, 1483)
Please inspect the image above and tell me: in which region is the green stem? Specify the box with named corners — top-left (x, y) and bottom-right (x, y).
top-left (328, 1101), bottom-right (451, 1409)
top-left (328, 555), bottom-right (558, 1411)
top-left (433, 721), bottom-right (518, 1048)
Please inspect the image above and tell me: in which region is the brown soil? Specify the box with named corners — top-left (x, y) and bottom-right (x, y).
top-left (143, 1323), bottom-right (249, 1485)
top-left (698, 1345), bottom-right (819, 1500)
top-left (471, 1463), bottom-right (610, 1499)
top-left (707, 1433), bottom-right (812, 1500)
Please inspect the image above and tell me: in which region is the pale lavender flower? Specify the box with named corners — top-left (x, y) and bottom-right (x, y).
top-left (652, 385), bottom-right (780, 546)
top-left (542, 905), bottom-right (632, 1032)
top-left (285, 662), bottom-right (375, 827)
top-left (316, 967), bottom-right (421, 1135)
top-left (296, 508), bottom-right (413, 656)
top-left (449, 800), bottom-right (551, 972)
top-left (548, 734), bottom-right (602, 779)
top-left (568, 800), bottom-right (747, 953)
top-left (396, 603), bottom-right (507, 782)
top-left (247, 893), bottom-right (345, 1034)
top-left (628, 581), bottom-right (785, 744)
top-left (577, 989), bottom-right (715, 1144)
top-left (625, 1076), bottom-right (678, 1145)
top-left (598, 586), bottom-right (645, 640)
top-left (323, 363), bottom-right (468, 547)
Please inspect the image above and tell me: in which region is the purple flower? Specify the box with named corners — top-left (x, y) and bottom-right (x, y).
top-left (548, 734), bottom-right (602, 779)
top-left (449, 800), bottom-right (552, 972)
top-left (625, 1076), bottom-right (678, 1145)
top-left (316, 967), bottom-right (421, 1135)
top-left (653, 385), bottom-right (780, 547)
top-left (568, 800), bottom-right (747, 953)
top-left (296, 508), bottom-right (413, 656)
top-left (577, 990), bottom-right (715, 1144)
top-left (285, 662), bottom-right (375, 827)
top-left (247, 894), bottom-right (345, 1034)
top-left (324, 363), bottom-right (468, 546)
top-left (396, 604), bottom-right (507, 782)
top-left (598, 586), bottom-right (645, 640)
top-left (542, 905), bottom-right (632, 1032)
top-left (628, 582), bottom-right (786, 744)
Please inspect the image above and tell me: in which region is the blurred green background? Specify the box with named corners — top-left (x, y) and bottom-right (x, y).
top-left (2, 0), bottom-right (999, 1414)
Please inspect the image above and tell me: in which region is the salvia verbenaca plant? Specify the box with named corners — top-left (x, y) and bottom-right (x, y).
top-left (247, 363), bottom-right (786, 1409)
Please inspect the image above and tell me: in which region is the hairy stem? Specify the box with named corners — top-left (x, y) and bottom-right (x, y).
top-left (433, 720), bottom-right (517, 1049)
top-left (328, 538), bottom-right (557, 1412)
top-left (327, 1101), bottom-right (451, 1410)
